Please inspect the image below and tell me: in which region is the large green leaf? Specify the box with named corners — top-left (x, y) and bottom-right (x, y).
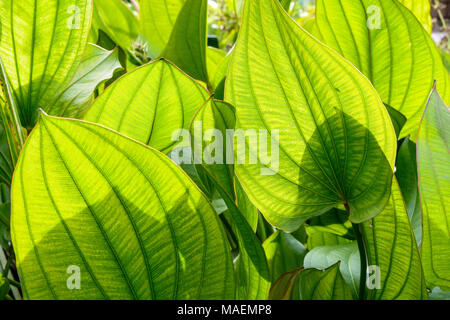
top-left (263, 230), bottom-right (307, 283)
top-left (397, 0), bottom-right (432, 34)
top-left (11, 113), bottom-right (234, 299)
top-left (225, 0), bottom-right (396, 231)
top-left (84, 59), bottom-right (210, 154)
top-left (362, 179), bottom-right (427, 299)
top-left (161, 0), bottom-right (208, 82)
top-left (47, 44), bottom-right (122, 118)
top-left (417, 86), bottom-right (450, 291)
top-left (316, 0), bottom-right (450, 139)
top-left (298, 263), bottom-right (353, 300)
top-left (140, 0), bottom-right (185, 58)
top-left (0, 0), bottom-right (93, 128)
top-left (93, 0), bottom-right (139, 52)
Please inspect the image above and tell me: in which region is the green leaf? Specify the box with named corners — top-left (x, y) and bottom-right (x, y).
top-left (299, 263), bottom-right (353, 300)
top-left (397, 0), bottom-right (432, 34)
top-left (0, 0), bottom-right (93, 128)
top-left (307, 230), bottom-right (353, 250)
top-left (263, 230), bottom-right (307, 283)
top-left (235, 177), bottom-right (258, 232)
top-left (161, 0), bottom-right (208, 82)
top-left (225, 0), bottom-right (396, 231)
top-left (93, 0), bottom-right (139, 52)
top-left (190, 99), bottom-right (235, 196)
top-left (47, 44), bottom-right (122, 118)
top-left (417, 86), bottom-right (450, 291)
top-left (385, 104), bottom-right (407, 138)
top-left (84, 59), bottom-right (210, 154)
top-left (204, 169), bottom-right (271, 299)
top-left (362, 179), bottom-right (427, 299)
top-left (305, 208), bottom-right (354, 239)
top-left (315, 0), bottom-right (450, 140)
top-left (140, 0), bottom-right (186, 58)
top-left (396, 138), bottom-right (422, 244)
top-left (11, 113), bottom-right (235, 299)
top-left (304, 243), bottom-right (360, 299)
top-left (206, 47), bottom-right (231, 96)
top-left (0, 202), bottom-right (10, 229)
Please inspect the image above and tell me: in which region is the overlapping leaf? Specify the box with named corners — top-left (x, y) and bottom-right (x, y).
top-left (0, 0), bottom-right (93, 128)
top-left (11, 114), bottom-right (234, 299)
top-left (84, 59), bottom-right (210, 153)
top-left (316, 0), bottom-right (450, 139)
top-left (417, 86), bottom-right (450, 291)
top-left (48, 44), bottom-right (122, 118)
top-left (225, 0), bottom-right (396, 231)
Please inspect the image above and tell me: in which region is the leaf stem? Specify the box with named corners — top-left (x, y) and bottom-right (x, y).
top-left (345, 203), bottom-right (367, 300)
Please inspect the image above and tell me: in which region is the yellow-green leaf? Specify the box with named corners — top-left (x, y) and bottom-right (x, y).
top-left (417, 86), bottom-right (450, 291)
top-left (225, 0), bottom-right (396, 231)
top-left (11, 113), bottom-right (234, 299)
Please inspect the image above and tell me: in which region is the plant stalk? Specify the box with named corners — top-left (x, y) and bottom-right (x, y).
top-left (345, 202), bottom-right (367, 300)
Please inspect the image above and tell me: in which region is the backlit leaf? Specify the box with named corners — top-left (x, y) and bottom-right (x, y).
top-left (11, 113), bottom-right (234, 299)
top-left (225, 0), bottom-right (396, 231)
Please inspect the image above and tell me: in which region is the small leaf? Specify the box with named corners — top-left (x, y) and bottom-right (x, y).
top-left (47, 44), bottom-right (122, 118)
top-left (12, 113), bottom-right (234, 299)
top-left (225, 0), bottom-right (396, 231)
top-left (396, 138), bottom-right (422, 244)
top-left (417, 86), bottom-right (450, 291)
top-left (263, 230), bottom-right (307, 284)
top-left (84, 59), bottom-right (210, 154)
top-left (305, 208), bottom-right (354, 239)
top-left (304, 243), bottom-right (360, 299)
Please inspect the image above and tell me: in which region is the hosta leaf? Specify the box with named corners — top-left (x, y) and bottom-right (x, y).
top-left (93, 0), bottom-right (139, 52)
top-left (225, 0), bottom-right (396, 231)
top-left (0, 0), bottom-right (93, 128)
top-left (84, 59), bottom-right (210, 154)
top-left (11, 114), bottom-right (234, 299)
top-left (161, 0), bottom-right (208, 82)
top-left (396, 138), bottom-right (422, 244)
top-left (362, 179), bottom-right (427, 299)
top-left (299, 263), bottom-right (353, 300)
top-left (397, 0), bottom-right (432, 34)
top-left (47, 44), bottom-right (122, 118)
top-left (263, 231), bottom-right (307, 283)
top-left (417, 86), bottom-right (450, 291)
top-left (304, 243), bottom-right (360, 299)
top-left (316, 0), bottom-right (450, 139)
top-left (140, 0), bottom-right (185, 58)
